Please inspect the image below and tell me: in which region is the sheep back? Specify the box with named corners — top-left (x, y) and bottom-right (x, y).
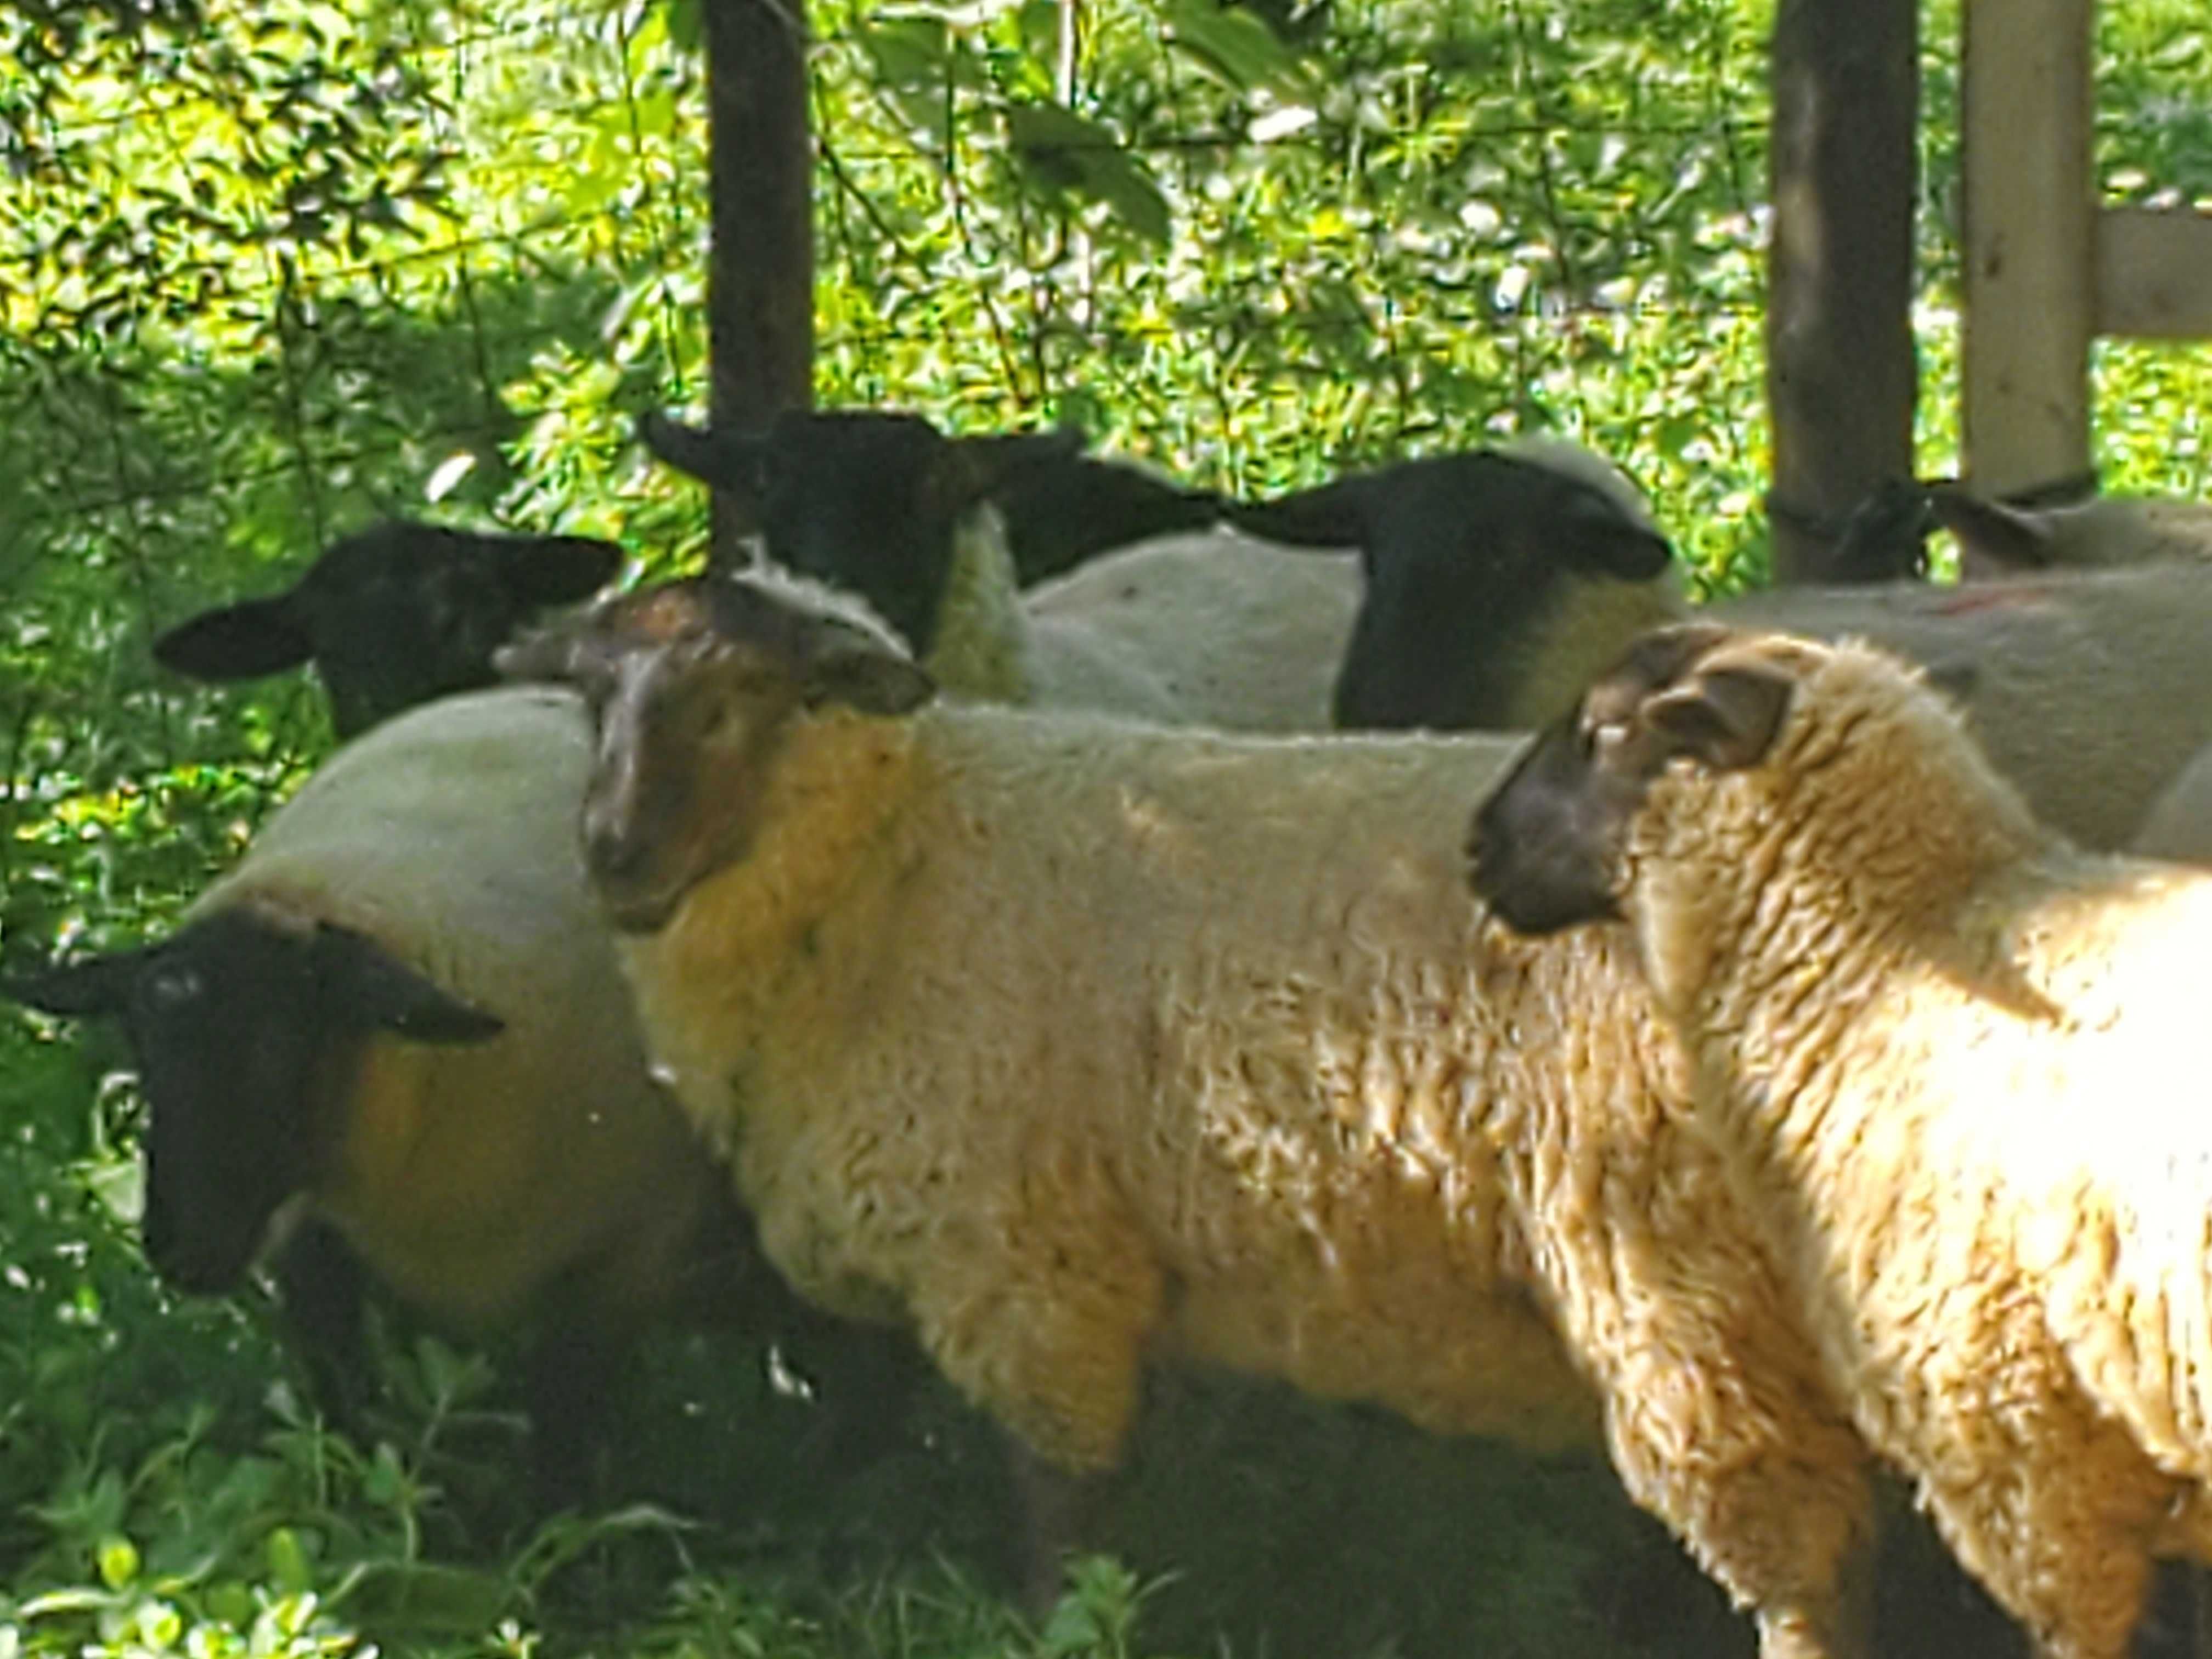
top-left (1713, 564), bottom-right (2212, 850)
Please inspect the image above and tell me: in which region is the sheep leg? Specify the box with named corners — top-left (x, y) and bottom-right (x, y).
top-left (1005, 1435), bottom-right (1113, 1617)
top-left (267, 1218), bottom-right (379, 1434)
top-left (1901, 1383), bottom-right (2171, 1659)
top-left (902, 1189), bottom-right (1161, 1605)
top-left (523, 1317), bottom-right (627, 1508)
top-left (1583, 1263), bottom-right (1878, 1658)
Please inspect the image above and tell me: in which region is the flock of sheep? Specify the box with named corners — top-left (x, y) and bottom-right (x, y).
top-left (16, 407), bottom-right (2212, 1659)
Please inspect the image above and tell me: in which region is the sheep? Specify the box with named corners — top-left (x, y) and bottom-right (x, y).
top-left (1791, 476), bottom-right (2212, 586)
top-left (1221, 439), bottom-right (1679, 730)
top-left (153, 518), bottom-right (624, 738)
top-left (496, 572), bottom-right (1886, 1659)
top-left (1308, 500), bottom-right (2212, 853)
top-left (637, 406), bottom-right (1222, 601)
top-left (2, 684), bottom-right (882, 1489)
top-left (646, 407), bottom-right (1683, 736)
top-left (1466, 622), bottom-right (2212, 1659)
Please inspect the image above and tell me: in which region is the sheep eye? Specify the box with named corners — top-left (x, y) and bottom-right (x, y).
top-left (1588, 720), bottom-right (1630, 761)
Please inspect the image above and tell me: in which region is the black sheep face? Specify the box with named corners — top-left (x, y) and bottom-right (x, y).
top-left (154, 522), bottom-right (623, 737)
top-left (4, 910), bottom-right (503, 1294)
top-left (1468, 622), bottom-right (1793, 936)
top-left (1231, 450), bottom-right (1674, 732)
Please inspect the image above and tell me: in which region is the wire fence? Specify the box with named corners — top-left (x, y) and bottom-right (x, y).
top-left (3, 0), bottom-right (2205, 939)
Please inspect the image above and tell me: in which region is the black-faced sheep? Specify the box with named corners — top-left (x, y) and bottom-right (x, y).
top-left (4, 685), bottom-right (863, 1487)
top-left (1310, 504), bottom-right (2212, 851)
top-left (646, 409), bottom-right (1683, 737)
top-left (1772, 476), bottom-right (2212, 587)
top-left (1227, 439), bottom-right (1678, 730)
top-left (1468, 623), bottom-right (2212, 1659)
top-left (638, 406), bottom-right (1222, 604)
top-left (498, 573), bottom-right (1882, 1659)
top-left (154, 518), bottom-right (623, 737)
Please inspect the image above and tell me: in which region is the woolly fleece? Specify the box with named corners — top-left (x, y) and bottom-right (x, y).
top-left (614, 690), bottom-right (1876, 1658)
top-left (1583, 631), bottom-right (2212, 1658)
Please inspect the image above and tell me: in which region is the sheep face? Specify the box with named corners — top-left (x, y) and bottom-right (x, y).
top-left (639, 409), bottom-right (1082, 644)
top-left (1466, 623), bottom-right (1797, 936)
top-left (498, 577), bottom-right (934, 932)
top-left (1231, 451), bottom-right (1675, 732)
top-left (3, 908), bottom-right (502, 1293)
top-left (154, 522), bottom-right (622, 737)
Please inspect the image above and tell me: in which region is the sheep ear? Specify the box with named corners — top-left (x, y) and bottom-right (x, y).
top-left (2, 949), bottom-right (147, 1020)
top-left (153, 595), bottom-right (316, 681)
top-left (1926, 485), bottom-right (2055, 579)
top-left (1226, 475), bottom-right (1375, 550)
top-left (1643, 663), bottom-right (1792, 772)
top-left (802, 635), bottom-right (936, 717)
top-left (489, 534), bottom-right (623, 607)
top-left (312, 924), bottom-right (505, 1043)
top-left (637, 411), bottom-right (772, 519)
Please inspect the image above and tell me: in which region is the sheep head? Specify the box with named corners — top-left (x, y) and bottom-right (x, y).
top-left (1229, 448), bottom-right (1679, 733)
top-left (155, 520), bottom-right (623, 737)
top-left (498, 575), bottom-right (935, 933)
top-left (638, 408), bottom-right (1085, 645)
top-left (1465, 622), bottom-right (1801, 936)
top-left (4, 907), bottom-right (502, 1294)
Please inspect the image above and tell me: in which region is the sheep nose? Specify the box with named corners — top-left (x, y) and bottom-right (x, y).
top-left (582, 808), bottom-right (651, 887)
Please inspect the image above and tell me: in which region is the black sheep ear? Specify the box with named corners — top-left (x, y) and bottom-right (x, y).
top-left (489, 534), bottom-right (623, 607)
top-left (1926, 484), bottom-right (2057, 579)
top-left (153, 594), bottom-right (316, 681)
top-left (313, 924), bottom-right (505, 1043)
top-left (1226, 473), bottom-right (1375, 550)
top-left (1641, 663), bottom-right (1793, 773)
top-left (1, 949), bottom-right (148, 1020)
top-left (637, 411), bottom-right (773, 524)
top-left (802, 633), bottom-right (936, 717)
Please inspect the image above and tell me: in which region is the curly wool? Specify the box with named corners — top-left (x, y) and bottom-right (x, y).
top-left (618, 694), bottom-right (1876, 1658)
top-left (1615, 634), bottom-right (2212, 1658)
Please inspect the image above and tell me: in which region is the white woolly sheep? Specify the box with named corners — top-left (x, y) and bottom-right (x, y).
top-left (3, 685), bottom-right (884, 1484)
top-left (1319, 517), bottom-right (2212, 852)
top-left (1469, 622), bottom-right (2212, 1659)
top-left (643, 408), bottom-right (1683, 735)
top-left (499, 573), bottom-right (1884, 1659)
top-left (154, 519), bottom-right (623, 737)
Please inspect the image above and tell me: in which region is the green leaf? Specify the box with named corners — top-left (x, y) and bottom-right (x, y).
top-left (1005, 101), bottom-right (1172, 244)
top-left (1165, 0), bottom-right (1312, 96)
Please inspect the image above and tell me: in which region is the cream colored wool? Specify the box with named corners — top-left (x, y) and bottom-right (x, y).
top-left (212, 684), bottom-right (724, 1334)
top-left (1708, 562), bottom-right (2212, 850)
top-left (1566, 631), bottom-right (2212, 1658)
top-left (606, 662), bottom-right (1876, 1658)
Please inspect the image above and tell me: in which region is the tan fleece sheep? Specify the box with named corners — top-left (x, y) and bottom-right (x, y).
top-left (501, 574), bottom-right (1881, 1659)
top-left (1469, 623), bottom-right (2212, 1659)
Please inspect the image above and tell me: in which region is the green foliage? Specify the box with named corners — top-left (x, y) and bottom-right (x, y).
top-left (2, 0), bottom-right (2210, 1655)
